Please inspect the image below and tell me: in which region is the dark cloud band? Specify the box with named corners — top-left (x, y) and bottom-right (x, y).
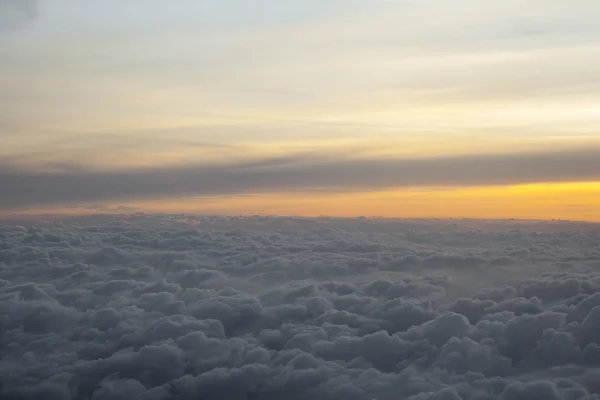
top-left (1, 147), bottom-right (600, 209)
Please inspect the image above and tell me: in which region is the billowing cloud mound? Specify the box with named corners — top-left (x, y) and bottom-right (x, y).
top-left (1, 215), bottom-right (600, 399)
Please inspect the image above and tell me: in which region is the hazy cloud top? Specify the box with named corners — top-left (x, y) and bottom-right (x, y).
top-left (1, 215), bottom-right (600, 399)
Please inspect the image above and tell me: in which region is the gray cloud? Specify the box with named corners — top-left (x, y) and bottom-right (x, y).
top-left (1, 215), bottom-right (600, 399)
top-left (2, 147), bottom-right (600, 210)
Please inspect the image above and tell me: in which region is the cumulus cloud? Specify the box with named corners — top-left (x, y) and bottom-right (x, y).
top-left (2, 146), bottom-right (600, 209)
top-left (1, 215), bottom-right (600, 399)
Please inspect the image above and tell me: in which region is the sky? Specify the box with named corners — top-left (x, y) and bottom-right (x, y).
top-left (1, 0), bottom-right (600, 220)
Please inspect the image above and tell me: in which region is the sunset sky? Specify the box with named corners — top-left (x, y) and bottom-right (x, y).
top-left (2, 0), bottom-right (600, 220)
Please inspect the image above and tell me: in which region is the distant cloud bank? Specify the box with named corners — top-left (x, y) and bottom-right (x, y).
top-left (1, 147), bottom-right (600, 210)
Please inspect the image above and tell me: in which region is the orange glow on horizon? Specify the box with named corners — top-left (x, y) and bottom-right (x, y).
top-left (9, 181), bottom-right (600, 223)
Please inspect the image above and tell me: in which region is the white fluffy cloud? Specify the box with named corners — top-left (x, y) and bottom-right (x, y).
top-left (1, 215), bottom-right (600, 399)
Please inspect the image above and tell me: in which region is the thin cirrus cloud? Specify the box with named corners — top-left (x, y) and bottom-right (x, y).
top-left (2, 0), bottom-right (600, 143)
top-left (2, 146), bottom-right (600, 210)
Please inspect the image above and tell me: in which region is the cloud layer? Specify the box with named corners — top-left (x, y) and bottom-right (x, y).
top-left (1, 215), bottom-right (600, 399)
top-left (2, 146), bottom-right (600, 210)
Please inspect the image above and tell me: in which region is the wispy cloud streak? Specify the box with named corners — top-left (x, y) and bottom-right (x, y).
top-left (2, 147), bottom-right (600, 209)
